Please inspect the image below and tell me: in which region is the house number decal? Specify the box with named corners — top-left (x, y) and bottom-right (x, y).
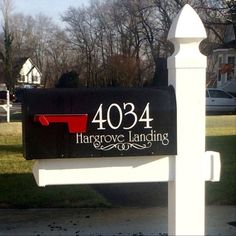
top-left (92, 103), bottom-right (153, 130)
top-left (76, 102), bottom-right (170, 152)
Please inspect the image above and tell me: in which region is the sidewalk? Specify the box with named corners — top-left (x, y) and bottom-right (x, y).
top-left (0, 206), bottom-right (236, 236)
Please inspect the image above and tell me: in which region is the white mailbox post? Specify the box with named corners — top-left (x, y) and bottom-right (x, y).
top-left (28, 4), bottom-right (221, 236)
top-left (168, 4), bottom-right (211, 235)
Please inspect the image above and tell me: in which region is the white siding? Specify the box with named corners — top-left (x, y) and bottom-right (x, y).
top-left (18, 59), bottom-right (41, 85)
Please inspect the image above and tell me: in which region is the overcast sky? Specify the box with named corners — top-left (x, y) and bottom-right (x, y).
top-left (13, 0), bottom-right (88, 23)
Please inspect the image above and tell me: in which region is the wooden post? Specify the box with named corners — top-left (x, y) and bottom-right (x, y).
top-left (167, 4), bottom-right (207, 235)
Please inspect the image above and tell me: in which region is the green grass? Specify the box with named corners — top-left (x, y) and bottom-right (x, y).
top-left (0, 116), bottom-right (235, 207)
top-left (205, 115), bottom-right (236, 204)
top-left (0, 174), bottom-right (109, 208)
top-left (0, 123), bottom-right (110, 208)
top-left (206, 135), bottom-right (236, 205)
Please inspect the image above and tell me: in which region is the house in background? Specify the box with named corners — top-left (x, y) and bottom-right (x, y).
top-left (210, 5), bottom-right (236, 95)
top-left (0, 57), bottom-right (42, 90)
top-left (14, 57), bottom-right (42, 88)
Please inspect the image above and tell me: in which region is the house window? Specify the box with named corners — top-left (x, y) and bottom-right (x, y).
top-left (20, 75), bottom-right (26, 82)
top-left (32, 76), bottom-right (38, 83)
top-left (227, 56), bottom-right (235, 81)
top-left (18, 76), bottom-right (23, 82)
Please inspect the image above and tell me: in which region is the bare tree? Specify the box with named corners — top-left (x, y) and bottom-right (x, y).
top-left (10, 12), bottom-right (71, 88)
top-left (44, 29), bottom-right (76, 87)
top-left (0, 0), bottom-right (230, 89)
top-left (0, 0), bottom-right (14, 91)
top-left (60, 0), bottom-right (234, 87)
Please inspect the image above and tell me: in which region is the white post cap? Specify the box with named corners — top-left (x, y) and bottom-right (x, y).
top-left (168, 4), bottom-right (207, 41)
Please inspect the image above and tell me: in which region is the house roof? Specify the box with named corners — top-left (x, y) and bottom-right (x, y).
top-left (13, 57), bottom-right (29, 76)
top-left (13, 57), bottom-right (42, 77)
top-left (223, 39), bottom-right (236, 49)
top-left (216, 24), bottom-right (236, 50)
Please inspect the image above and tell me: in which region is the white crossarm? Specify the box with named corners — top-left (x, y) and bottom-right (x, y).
top-left (33, 151), bottom-right (220, 187)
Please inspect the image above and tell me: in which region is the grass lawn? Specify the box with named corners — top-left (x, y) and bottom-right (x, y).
top-left (0, 123), bottom-right (109, 208)
top-left (0, 115), bottom-right (235, 208)
top-left (205, 115), bottom-right (236, 204)
top-left (206, 135), bottom-right (236, 204)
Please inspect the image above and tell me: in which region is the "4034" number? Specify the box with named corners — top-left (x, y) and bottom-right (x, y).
top-left (92, 103), bottom-right (153, 130)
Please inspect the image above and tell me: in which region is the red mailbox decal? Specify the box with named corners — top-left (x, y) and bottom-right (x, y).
top-left (34, 114), bottom-right (88, 133)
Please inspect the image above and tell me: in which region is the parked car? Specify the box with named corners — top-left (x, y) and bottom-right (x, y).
top-left (0, 90), bottom-right (15, 104)
top-left (228, 91), bottom-right (236, 97)
top-left (206, 88), bottom-right (236, 114)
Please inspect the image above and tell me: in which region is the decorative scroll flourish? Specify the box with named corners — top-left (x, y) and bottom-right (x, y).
top-left (93, 141), bottom-right (152, 151)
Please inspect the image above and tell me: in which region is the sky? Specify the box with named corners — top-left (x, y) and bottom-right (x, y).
top-left (13, 0), bottom-right (89, 24)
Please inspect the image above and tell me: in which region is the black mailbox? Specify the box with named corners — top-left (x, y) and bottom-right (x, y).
top-left (22, 87), bottom-right (177, 160)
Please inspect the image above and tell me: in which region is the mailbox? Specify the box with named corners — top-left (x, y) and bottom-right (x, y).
top-left (22, 87), bottom-right (176, 160)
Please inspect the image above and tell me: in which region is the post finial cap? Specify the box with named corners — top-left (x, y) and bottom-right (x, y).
top-left (168, 4), bottom-right (207, 41)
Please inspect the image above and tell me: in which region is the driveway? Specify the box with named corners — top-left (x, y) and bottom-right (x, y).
top-left (0, 206), bottom-right (236, 236)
